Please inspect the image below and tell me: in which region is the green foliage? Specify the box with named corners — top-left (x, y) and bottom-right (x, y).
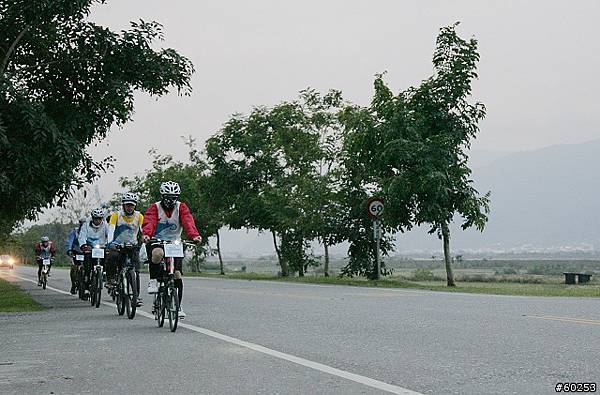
top-left (412, 268), bottom-right (436, 281)
top-left (118, 146), bottom-right (221, 271)
top-left (337, 23), bottom-right (488, 282)
top-left (205, 89), bottom-right (347, 276)
top-left (495, 267), bottom-right (518, 275)
top-left (100, 23), bottom-right (488, 283)
top-left (0, 0), bottom-right (194, 234)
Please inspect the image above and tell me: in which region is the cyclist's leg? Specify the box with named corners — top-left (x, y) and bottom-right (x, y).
top-left (37, 260), bottom-right (42, 283)
top-left (106, 249), bottom-right (119, 284)
top-left (83, 254), bottom-right (92, 287)
top-left (147, 245), bottom-right (163, 293)
top-left (132, 249), bottom-right (142, 303)
top-left (69, 258), bottom-right (77, 284)
top-left (71, 259), bottom-right (81, 293)
top-left (174, 257), bottom-right (183, 305)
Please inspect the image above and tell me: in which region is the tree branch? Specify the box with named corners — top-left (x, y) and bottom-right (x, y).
top-left (1, 25), bottom-right (30, 77)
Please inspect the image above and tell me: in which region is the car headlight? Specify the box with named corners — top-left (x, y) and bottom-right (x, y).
top-left (8, 258), bottom-right (14, 264)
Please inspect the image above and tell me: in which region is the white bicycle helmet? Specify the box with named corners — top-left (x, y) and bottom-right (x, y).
top-left (159, 181), bottom-right (181, 196)
top-left (121, 191), bottom-right (138, 205)
top-left (41, 236), bottom-right (50, 242)
top-left (91, 208), bottom-right (105, 219)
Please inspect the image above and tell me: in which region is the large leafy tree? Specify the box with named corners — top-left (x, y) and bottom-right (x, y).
top-left (0, 0), bottom-right (194, 235)
top-left (373, 23), bottom-right (489, 286)
top-left (405, 23), bottom-right (489, 286)
top-left (337, 84), bottom-right (408, 279)
top-left (206, 89), bottom-right (346, 276)
top-left (118, 147), bottom-right (225, 272)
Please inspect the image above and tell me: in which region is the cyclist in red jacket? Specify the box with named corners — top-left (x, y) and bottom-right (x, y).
top-left (35, 236), bottom-right (56, 285)
top-left (142, 181), bottom-right (202, 319)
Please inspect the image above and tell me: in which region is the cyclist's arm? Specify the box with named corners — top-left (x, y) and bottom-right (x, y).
top-left (65, 229), bottom-right (75, 252)
top-left (137, 213), bottom-right (144, 244)
top-left (141, 204), bottom-right (158, 238)
top-left (107, 212), bottom-right (119, 244)
top-left (179, 202), bottom-right (200, 240)
top-left (77, 224), bottom-right (88, 247)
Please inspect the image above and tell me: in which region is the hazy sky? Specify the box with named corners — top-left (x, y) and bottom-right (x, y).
top-left (86, 0), bottom-right (600, 196)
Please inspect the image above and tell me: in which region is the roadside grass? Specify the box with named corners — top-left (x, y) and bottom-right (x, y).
top-left (0, 277), bottom-right (46, 312)
top-left (189, 272), bottom-right (600, 297)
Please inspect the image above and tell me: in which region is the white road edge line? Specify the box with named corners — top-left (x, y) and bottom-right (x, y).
top-left (10, 273), bottom-right (422, 395)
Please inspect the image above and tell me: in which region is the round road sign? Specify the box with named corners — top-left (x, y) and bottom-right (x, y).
top-left (367, 197), bottom-right (384, 218)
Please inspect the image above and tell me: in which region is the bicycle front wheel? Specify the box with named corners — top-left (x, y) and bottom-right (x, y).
top-left (89, 272), bottom-right (96, 306)
top-left (157, 292), bottom-right (165, 328)
top-left (78, 269), bottom-right (85, 300)
top-left (126, 270), bottom-right (137, 319)
top-left (95, 269), bottom-right (102, 308)
top-left (116, 276), bottom-right (125, 316)
top-left (168, 287), bottom-right (179, 333)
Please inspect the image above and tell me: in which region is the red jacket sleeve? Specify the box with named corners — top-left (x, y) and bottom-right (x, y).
top-left (35, 244), bottom-right (41, 255)
top-left (50, 243), bottom-right (56, 257)
top-left (142, 203), bottom-right (159, 237)
top-left (179, 202), bottom-right (200, 239)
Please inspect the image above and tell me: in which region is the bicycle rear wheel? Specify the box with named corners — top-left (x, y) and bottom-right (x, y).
top-left (168, 287), bottom-right (179, 332)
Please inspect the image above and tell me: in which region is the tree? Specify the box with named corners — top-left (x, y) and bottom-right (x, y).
top-left (119, 149), bottom-right (218, 272)
top-left (0, 0), bottom-right (194, 235)
top-left (337, 86), bottom-right (408, 279)
top-left (405, 23), bottom-right (489, 286)
top-left (206, 89), bottom-right (347, 276)
top-left (337, 24), bottom-right (489, 284)
top-left (375, 23), bottom-right (489, 286)
top-left (53, 184), bottom-right (103, 224)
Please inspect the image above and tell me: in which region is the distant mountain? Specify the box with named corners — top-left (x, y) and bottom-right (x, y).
top-left (397, 138), bottom-right (600, 253)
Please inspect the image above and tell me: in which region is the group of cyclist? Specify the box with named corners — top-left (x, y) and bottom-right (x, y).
top-left (35, 181), bottom-right (201, 319)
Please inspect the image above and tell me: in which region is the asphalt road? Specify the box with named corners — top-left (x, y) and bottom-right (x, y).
top-left (1, 265), bottom-right (599, 395)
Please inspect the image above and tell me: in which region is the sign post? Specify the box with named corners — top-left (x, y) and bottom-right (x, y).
top-left (367, 197), bottom-right (385, 280)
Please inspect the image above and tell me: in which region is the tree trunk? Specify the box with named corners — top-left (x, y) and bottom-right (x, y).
top-left (272, 230), bottom-right (288, 277)
top-left (216, 229), bottom-right (224, 275)
top-left (442, 224), bottom-right (456, 287)
top-left (323, 237), bottom-right (330, 277)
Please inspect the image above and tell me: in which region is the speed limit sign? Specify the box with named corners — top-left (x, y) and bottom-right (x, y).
top-left (367, 197), bottom-right (384, 219)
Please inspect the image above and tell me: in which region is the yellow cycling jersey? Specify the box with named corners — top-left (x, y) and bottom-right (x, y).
top-left (108, 211), bottom-right (144, 244)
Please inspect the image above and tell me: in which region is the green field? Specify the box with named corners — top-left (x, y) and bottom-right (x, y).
top-left (192, 272), bottom-right (600, 298)
top-left (0, 277), bottom-right (45, 312)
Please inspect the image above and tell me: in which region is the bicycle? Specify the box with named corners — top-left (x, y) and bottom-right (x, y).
top-left (148, 239), bottom-right (194, 332)
top-left (112, 242), bottom-right (139, 319)
top-left (87, 244), bottom-right (106, 308)
top-left (71, 252), bottom-right (84, 296)
top-left (39, 257), bottom-right (53, 290)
